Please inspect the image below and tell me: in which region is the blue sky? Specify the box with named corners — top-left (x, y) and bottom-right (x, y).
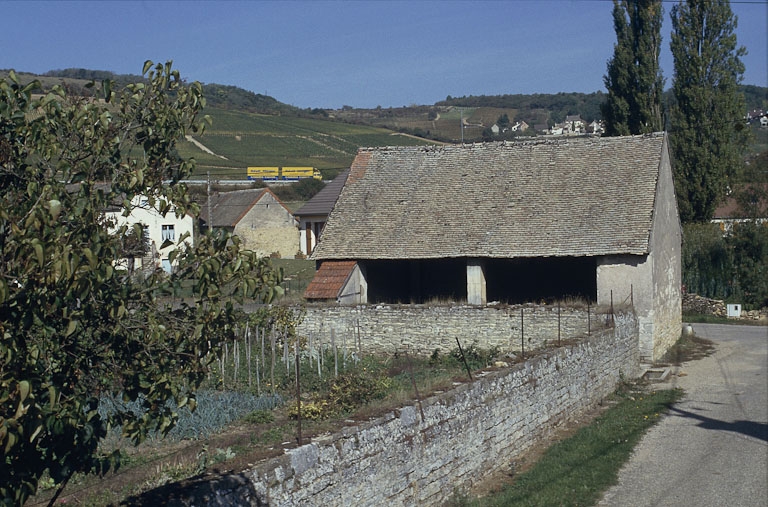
top-left (2, 0), bottom-right (766, 109)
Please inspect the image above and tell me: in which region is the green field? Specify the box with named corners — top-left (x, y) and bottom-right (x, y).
top-left (180, 107), bottom-right (436, 179)
top-left (363, 106), bottom-right (521, 142)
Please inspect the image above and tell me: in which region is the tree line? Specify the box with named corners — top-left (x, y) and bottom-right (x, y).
top-left (602, 0), bottom-right (766, 308)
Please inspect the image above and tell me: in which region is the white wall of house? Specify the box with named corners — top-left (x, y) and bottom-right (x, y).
top-left (297, 216), bottom-right (325, 257)
top-left (338, 264), bottom-right (367, 305)
top-left (596, 254), bottom-right (653, 357)
top-left (647, 139), bottom-right (682, 360)
top-left (106, 195), bottom-right (194, 272)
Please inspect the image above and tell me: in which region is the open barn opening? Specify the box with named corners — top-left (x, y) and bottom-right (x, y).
top-left (364, 258), bottom-right (467, 304)
top-left (362, 256), bottom-right (596, 305)
top-left (485, 256), bottom-right (597, 304)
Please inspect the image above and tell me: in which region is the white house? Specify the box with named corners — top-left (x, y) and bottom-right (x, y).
top-left (105, 195), bottom-right (194, 273)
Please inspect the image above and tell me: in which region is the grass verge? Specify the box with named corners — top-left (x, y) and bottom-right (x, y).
top-left (683, 313), bottom-right (766, 326)
top-left (456, 385), bottom-right (684, 507)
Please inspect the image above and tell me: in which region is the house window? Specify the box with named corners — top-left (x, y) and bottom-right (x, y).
top-left (161, 224), bottom-right (175, 242)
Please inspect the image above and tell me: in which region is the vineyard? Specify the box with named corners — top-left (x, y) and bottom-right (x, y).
top-left (179, 106), bottom-right (435, 179)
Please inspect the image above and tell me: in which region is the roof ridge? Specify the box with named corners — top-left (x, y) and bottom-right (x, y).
top-left (356, 132), bottom-right (667, 154)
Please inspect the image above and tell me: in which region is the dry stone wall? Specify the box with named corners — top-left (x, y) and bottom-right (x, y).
top-left (682, 293), bottom-right (767, 322)
top-left (297, 304), bottom-right (603, 356)
top-left (682, 294), bottom-right (727, 317)
top-left (159, 312), bottom-right (639, 506)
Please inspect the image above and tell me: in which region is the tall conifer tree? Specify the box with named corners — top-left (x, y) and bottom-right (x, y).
top-left (602, 0), bottom-right (665, 136)
top-left (669, 0), bottom-right (748, 222)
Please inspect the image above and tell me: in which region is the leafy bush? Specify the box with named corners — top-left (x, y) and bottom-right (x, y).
top-left (683, 222), bottom-right (768, 308)
top-left (449, 342), bottom-right (500, 370)
top-left (288, 368), bottom-right (392, 420)
top-left (243, 410), bottom-right (275, 425)
top-left (288, 400), bottom-right (331, 421)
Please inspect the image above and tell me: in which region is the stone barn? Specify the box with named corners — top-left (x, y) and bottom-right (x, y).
top-left (200, 188), bottom-right (298, 258)
top-left (307, 133), bottom-right (682, 361)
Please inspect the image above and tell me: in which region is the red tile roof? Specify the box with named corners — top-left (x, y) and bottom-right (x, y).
top-left (304, 260), bottom-right (357, 300)
top-left (713, 184), bottom-right (768, 219)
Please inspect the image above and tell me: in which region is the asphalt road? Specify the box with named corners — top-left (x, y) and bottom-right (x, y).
top-left (599, 323), bottom-right (768, 507)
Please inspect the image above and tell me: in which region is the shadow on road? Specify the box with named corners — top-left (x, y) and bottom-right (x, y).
top-left (669, 406), bottom-right (768, 443)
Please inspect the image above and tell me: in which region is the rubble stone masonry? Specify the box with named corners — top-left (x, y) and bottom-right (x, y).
top-left (296, 304), bottom-right (608, 356)
top-left (161, 312), bottom-right (639, 506)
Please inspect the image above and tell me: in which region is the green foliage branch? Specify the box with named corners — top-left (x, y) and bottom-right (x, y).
top-left (682, 222), bottom-right (768, 308)
top-left (669, 0), bottom-right (749, 222)
top-left (602, 0), bottom-right (665, 136)
top-left (0, 61), bottom-right (282, 504)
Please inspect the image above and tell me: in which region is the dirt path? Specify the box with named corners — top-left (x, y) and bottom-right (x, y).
top-left (185, 135), bottom-right (228, 159)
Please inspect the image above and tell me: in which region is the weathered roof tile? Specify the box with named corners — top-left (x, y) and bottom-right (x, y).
top-left (304, 260), bottom-right (357, 299)
top-left (312, 134), bottom-right (666, 260)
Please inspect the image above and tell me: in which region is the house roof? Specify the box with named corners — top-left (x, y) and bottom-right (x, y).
top-left (312, 133), bottom-right (667, 261)
top-left (304, 260), bottom-right (357, 299)
top-left (294, 169), bottom-right (351, 218)
top-left (200, 188), bottom-right (289, 227)
top-left (713, 184), bottom-right (768, 219)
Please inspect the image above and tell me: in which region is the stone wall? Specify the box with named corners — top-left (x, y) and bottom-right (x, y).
top-left (682, 294), bottom-right (767, 322)
top-left (682, 293), bottom-right (727, 317)
top-left (160, 312), bottom-right (639, 506)
top-left (296, 304), bottom-right (608, 356)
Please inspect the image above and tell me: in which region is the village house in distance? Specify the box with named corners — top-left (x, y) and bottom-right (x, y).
top-left (306, 133), bottom-right (681, 361)
top-left (294, 169), bottom-right (350, 257)
top-left (105, 193), bottom-right (194, 274)
top-left (200, 188), bottom-right (298, 258)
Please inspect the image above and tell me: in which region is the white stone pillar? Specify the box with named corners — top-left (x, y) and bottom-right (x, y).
top-left (467, 259), bottom-right (487, 305)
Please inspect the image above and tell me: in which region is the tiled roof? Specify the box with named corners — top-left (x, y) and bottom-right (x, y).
top-left (200, 188), bottom-right (288, 227)
top-left (294, 169), bottom-right (350, 217)
top-left (713, 184), bottom-right (768, 219)
top-left (312, 133), bottom-right (667, 260)
top-left (304, 260), bottom-right (357, 299)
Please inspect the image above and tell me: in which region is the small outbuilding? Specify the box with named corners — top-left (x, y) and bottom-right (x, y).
top-left (307, 133), bottom-right (682, 361)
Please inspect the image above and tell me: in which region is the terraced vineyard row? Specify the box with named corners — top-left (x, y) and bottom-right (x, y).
top-left (183, 107), bottom-right (436, 178)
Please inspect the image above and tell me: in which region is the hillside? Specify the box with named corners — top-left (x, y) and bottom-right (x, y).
top-left (0, 69), bottom-right (437, 180)
top-left (2, 68), bottom-right (766, 175)
top-left (181, 107), bottom-right (435, 180)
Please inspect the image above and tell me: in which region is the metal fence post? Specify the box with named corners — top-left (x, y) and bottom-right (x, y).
top-left (520, 308), bottom-right (525, 358)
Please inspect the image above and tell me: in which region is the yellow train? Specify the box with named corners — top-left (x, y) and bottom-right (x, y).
top-left (247, 166), bottom-right (322, 181)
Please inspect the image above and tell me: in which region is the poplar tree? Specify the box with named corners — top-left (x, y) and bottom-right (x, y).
top-left (602, 0), bottom-right (665, 136)
top-left (669, 0), bottom-right (748, 222)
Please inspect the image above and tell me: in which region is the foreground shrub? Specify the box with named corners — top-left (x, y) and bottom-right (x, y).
top-left (99, 391), bottom-right (284, 441)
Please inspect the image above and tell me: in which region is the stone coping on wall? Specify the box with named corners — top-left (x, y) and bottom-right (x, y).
top-left (148, 311), bottom-right (640, 506)
top-left (296, 303), bottom-right (618, 358)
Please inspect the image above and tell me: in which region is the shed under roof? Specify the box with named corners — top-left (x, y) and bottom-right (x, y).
top-left (304, 260), bottom-right (357, 300)
top-left (312, 133), bottom-right (667, 260)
